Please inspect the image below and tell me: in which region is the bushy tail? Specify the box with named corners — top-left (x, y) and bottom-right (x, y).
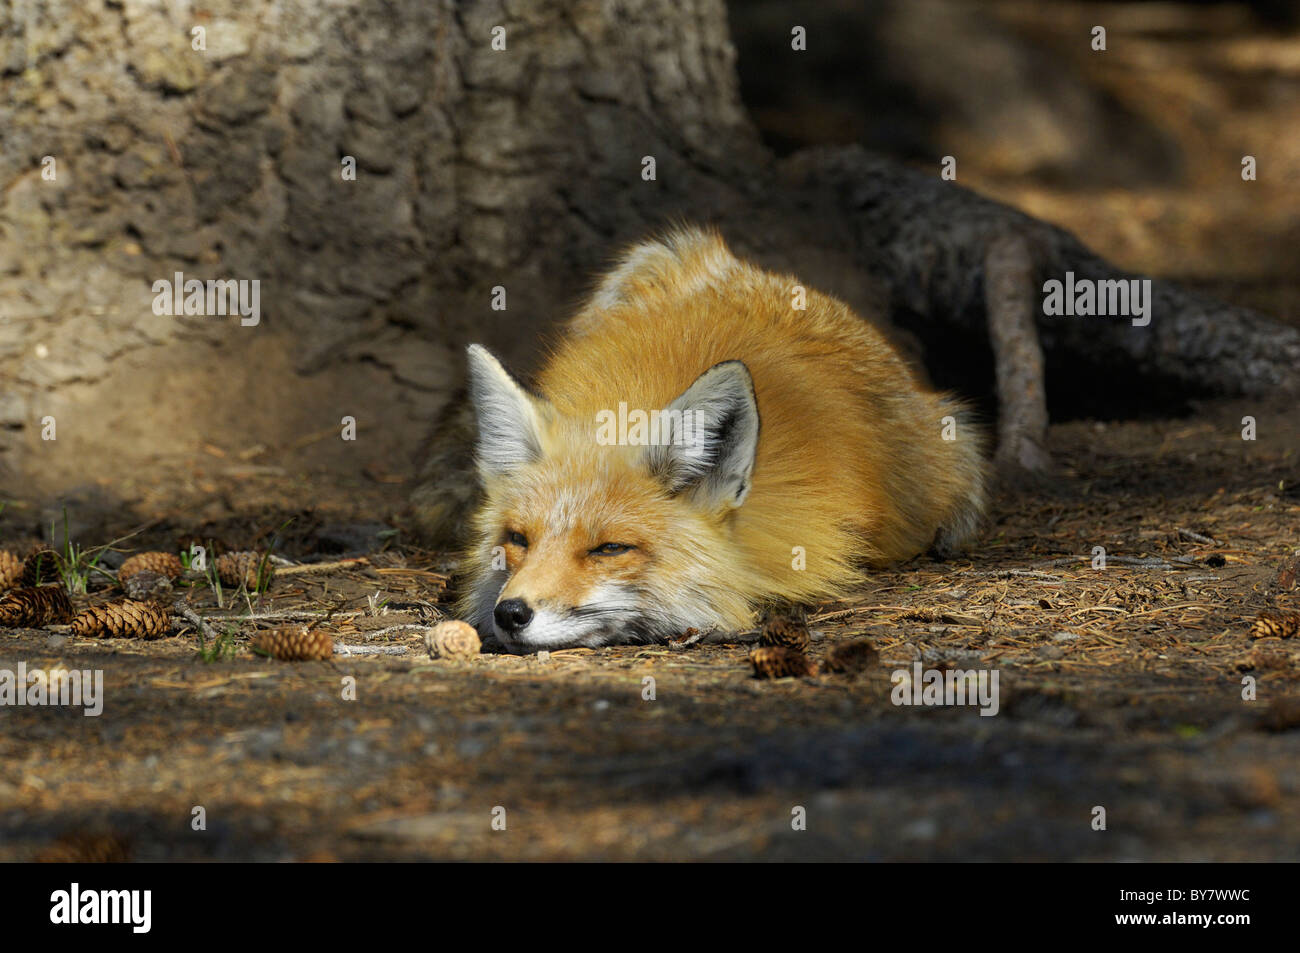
top-left (930, 398), bottom-right (990, 558)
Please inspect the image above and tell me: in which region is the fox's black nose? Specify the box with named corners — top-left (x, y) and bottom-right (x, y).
top-left (495, 598), bottom-right (534, 633)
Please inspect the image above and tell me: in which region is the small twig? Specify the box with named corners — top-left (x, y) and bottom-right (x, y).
top-left (668, 628), bottom-right (764, 649)
top-left (275, 557), bottom-right (371, 576)
top-left (969, 569), bottom-right (1063, 580)
top-left (1177, 527), bottom-right (1217, 545)
top-left (1036, 555), bottom-right (1189, 570)
top-left (173, 600), bottom-right (219, 643)
top-left (1125, 556), bottom-right (1190, 567)
top-left (205, 609), bottom-right (361, 622)
top-left (359, 623), bottom-right (430, 640)
top-left (334, 643), bottom-right (410, 656)
top-left (668, 628), bottom-right (710, 649)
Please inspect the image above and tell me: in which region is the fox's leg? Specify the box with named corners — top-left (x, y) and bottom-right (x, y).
top-left (407, 388), bottom-right (481, 549)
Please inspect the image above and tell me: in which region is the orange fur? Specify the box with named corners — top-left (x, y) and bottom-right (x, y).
top-left (460, 226), bottom-right (987, 650)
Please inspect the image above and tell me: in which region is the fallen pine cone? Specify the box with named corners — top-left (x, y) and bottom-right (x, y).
top-left (118, 551), bottom-right (183, 583)
top-left (122, 569), bottom-right (174, 603)
top-left (21, 549), bottom-right (62, 588)
top-left (70, 600), bottom-right (172, 639)
top-left (822, 637), bottom-right (880, 675)
top-left (759, 612), bottom-right (810, 651)
top-left (0, 550), bottom-right (23, 590)
top-left (0, 585), bottom-right (74, 627)
top-left (1251, 610), bottom-right (1300, 640)
top-left (426, 620), bottom-right (481, 660)
top-left (253, 625), bottom-right (334, 661)
top-left (215, 551), bottom-right (274, 589)
top-left (750, 645), bottom-right (817, 679)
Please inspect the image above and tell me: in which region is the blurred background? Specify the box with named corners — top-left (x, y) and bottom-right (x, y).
top-left (732, 0), bottom-right (1300, 318)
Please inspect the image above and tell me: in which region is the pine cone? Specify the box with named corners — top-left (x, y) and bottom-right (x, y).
top-left (0, 550), bottom-right (23, 590)
top-left (70, 600), bottom-right (172, 639)
top-left (118, 551), bottom-right (183, 583)
top-left (0, 585), bottom-right (73, 627)
top-left (822, 638), bottom-right (880, 675)
top-left (750, 645), bottom-right (817, 679)
top-left (425, 620), bottom-right (481, 660)
top-left (1251, 610), bottom-right (1300, 640)
top-left (122, 570), bottom-right (174, 603)
top-left (215, 551), bottom-right (274, 589)
top-left (253, 625), bottom-right (334, 661)
top-left (759, 612), bottom-right (810, 651)
top-left (21, 549), bottom-right (62, 587)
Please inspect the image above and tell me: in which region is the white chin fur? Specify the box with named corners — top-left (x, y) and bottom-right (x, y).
top-left (494, 608), bottom-right (616, 652)
top-left (477, 580), bottom-right (720, 653)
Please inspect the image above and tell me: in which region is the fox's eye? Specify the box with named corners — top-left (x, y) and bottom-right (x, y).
top-left (590, 542), bottom-right (634, 556)
top-left (505, 531), bottom-right (528, 548)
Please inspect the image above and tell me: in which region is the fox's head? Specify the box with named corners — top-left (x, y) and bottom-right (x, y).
top-left (460, 344), bottom-right (761, 652)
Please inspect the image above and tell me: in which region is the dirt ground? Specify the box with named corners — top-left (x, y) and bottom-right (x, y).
top-left (0, 393), bottom-right (1296, 862)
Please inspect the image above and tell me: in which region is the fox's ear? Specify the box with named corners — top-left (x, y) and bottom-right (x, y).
top-left (466, 344), bottom-right (547, 477)
top-left (647, 360), bottom-right (760, 508)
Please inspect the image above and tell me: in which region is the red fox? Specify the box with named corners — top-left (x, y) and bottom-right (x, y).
top-left (460, 227), bottom-right (987, 651)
